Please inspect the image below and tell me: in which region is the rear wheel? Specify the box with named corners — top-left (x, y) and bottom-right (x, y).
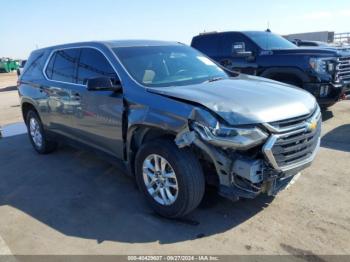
top-left (26, 110), bottom-right (57, 154)
top-left (135, 139), bottom-right (205, 218)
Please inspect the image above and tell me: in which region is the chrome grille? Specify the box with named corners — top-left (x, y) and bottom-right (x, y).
top-left (263, 107), bottom-right (321, 171)
top-left (267, 108), bottom-right (316, 132)
top-left (270, 118), bottom-right (321, 168)
top-left (336, 56), bottom-right (350, 83)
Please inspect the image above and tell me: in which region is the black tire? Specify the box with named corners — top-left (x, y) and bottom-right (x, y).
top-left (26, 110), bottom-right (57, 154)
top-left (135, 139), bottom-right (205, 218)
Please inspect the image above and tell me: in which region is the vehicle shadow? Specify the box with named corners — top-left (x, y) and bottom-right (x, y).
top-left (321, 124), bottom-right (350, 153)
top-left (321, 109), bottom-right (334, 122)
top-left (0, 134), bottom-right (273, 244)
top-left (0, 86), bottom-right (17, 92)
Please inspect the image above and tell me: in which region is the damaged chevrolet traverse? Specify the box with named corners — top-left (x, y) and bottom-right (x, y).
top-left (18, 40), bottom-right (321, 218)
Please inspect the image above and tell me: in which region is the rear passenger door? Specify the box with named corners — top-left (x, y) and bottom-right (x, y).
top-left (44, 48), bottom-right (80, 137)
top-left (69, 47), bottom-right (124, 158)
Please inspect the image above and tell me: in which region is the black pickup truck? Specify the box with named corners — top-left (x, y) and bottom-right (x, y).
top-left (191, 31), bottom-right (350, 108)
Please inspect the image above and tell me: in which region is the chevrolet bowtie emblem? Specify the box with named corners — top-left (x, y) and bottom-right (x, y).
top-left (307, 120), bottom-right (318, 131)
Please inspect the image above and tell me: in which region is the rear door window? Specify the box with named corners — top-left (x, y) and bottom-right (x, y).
top-left (46, 49), bottom-right (79, 83)
top-left (77, 48), bottom-right (118, 85)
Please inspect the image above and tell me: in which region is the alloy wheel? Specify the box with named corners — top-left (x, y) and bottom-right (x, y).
top-left (29, 117), bottom-right (43, 148)
top-left (142, 154), bottom-right (179, 206)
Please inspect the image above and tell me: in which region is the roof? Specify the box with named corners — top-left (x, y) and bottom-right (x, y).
top-left (36, 40), bottom-right (182, 52)
top-left (102, 40), bottom-right (182, 48)
top-left (196, 30), bottom-right (270, 37)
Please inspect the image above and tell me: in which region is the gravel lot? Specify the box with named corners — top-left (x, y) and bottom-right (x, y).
top-left (0, 72), bottom-right (22, 126)
top-left (0, 73), bottom-right (349, 255)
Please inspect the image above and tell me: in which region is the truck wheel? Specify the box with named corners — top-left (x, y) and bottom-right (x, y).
top-left (135, 139), bottom-right (205, 218)
top-left (26, 110), bottom-right (57, 154)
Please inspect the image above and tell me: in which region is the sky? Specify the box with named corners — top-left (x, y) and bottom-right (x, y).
top-left (1, 0), bottom-right (350, 59)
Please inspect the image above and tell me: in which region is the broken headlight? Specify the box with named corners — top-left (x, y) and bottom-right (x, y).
top-left (192, 122), bottom-right (268, 150)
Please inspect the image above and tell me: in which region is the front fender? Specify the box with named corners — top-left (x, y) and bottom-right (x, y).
top-left (260, 67), bottom-right (311, 83)
top-left (124, 91), bottom-right (219, 175)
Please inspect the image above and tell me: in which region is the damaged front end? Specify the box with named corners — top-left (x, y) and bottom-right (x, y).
top-left (175, 106), bottom-right (322, 201)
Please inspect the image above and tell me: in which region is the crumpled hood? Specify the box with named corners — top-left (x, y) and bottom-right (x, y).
top-left (147, 74), bottom-right (317, 125)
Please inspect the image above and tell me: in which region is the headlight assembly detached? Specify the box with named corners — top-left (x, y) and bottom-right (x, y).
top-left (192, 122), bottom-right (268, 150)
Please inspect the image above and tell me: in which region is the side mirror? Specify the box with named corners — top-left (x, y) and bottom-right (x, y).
top-left (232, 42), bottom-right (253, 57)
top-left (236, 50), bottom-right (253, 57)
top-left (234, 50), bottom-right (256, 62)
top-left (87, 77), bottom-right (122, 92)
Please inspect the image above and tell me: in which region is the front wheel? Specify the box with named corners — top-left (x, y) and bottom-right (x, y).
top-left (135, 139), bottom-right (205, 218)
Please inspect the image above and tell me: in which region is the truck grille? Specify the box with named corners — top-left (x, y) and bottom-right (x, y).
top-left (263, 108), bottom-right (321, 171)
top-left (336, 56), bottom-right (350, 84)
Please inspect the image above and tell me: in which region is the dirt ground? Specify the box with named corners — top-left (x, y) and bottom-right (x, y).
top-left (0, 72), bottom-right (349, 256)
top-left (0, 72), bottom-right (22, 126)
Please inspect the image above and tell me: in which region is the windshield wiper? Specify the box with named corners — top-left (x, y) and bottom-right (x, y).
top-left (205, 77), bottom-right (224, 83)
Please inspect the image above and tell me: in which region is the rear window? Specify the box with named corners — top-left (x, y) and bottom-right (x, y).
top-left (45, 49), bottom-right (79, 83)
top-left (21, 52), bottom-right (45, 80)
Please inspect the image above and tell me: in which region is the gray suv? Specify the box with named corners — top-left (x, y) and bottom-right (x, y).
top-left (18, 40), bottom-right (321, 218)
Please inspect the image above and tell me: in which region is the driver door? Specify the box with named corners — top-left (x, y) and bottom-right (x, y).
top-left (70, 47), bottom-right (124, 159)
top-left (219, 33), bottom-right (258, 75)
